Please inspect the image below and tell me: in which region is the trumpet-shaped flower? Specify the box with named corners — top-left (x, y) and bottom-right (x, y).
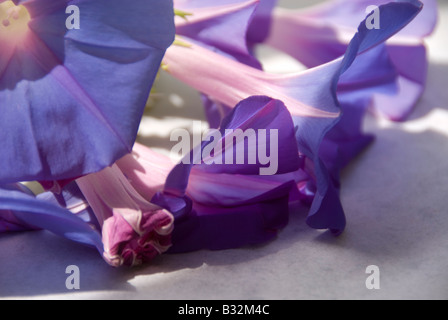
top-left (163, 0), bottom-right (424, 233)
top-left (120, 96), bottom-right (302, 252)
top-left (76, 165), bottom-right (174, 267)
top-left (1, 175), bottom-right (173, 267)
top-left (0, 0), bottom-right (175, 184)
top-left (266, 0), bottom-right (437, 120)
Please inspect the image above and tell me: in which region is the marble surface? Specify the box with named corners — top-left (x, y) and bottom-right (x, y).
top-left (1, 0), bottom-right (447, 300)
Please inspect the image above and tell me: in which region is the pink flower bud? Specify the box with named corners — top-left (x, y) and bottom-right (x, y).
top-left (76, 164), bottom-right (174, 267)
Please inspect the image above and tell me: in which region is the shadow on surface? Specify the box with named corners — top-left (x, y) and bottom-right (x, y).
top-left (406, 62), bottom-right (448, 120)
top-left (0, 205), bottom-right (313, 298)
top-left (334, 67), bottom-right (448, 259)
top-left (0, 231), bottom-right (133, 297)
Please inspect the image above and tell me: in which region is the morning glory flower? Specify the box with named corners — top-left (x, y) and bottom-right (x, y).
top-left (163, 0), bottom-right (424, 233)
top-left (76, 165), bottom-right (174, 267)
top-left (266, 0), bottom-right (437, 120)
top-left (0, 0), bottom-right (175, 184)
top-left (263, 0), bottom-right (436, 185)
top-left (0, 95), bottom-right (300, 263)
top-left (1, 176), bottom-right (173, 267)
top-left (0, 0), bottom-right (428, 266)
top-left (123, 96), bottom-right (302, 252)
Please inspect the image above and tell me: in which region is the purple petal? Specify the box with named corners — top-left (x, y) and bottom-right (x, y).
top-left (164, 0), bottom-right (425, 235)
top-left (163, 96), bottom-right (300, 195)
top-left (152, 96), bottom-right (299, 251)
top-left (298, 0), bottom-right (425, 233)
top-left (267, 0), bottom-right (436, 120)
top-left (0, 183), bottom-right (103, 252)
top-left (168, 181), bottom-right (294, 253)
top-left (37, 181), bottom-right (101, 231)
top-left (247, 0), bottom-right (278, 47)
top-left (201, 94), bottom-right (232, 129)
top-left (175, 0), bottom-right (262, 68)
top-left (0, 0), bottom-right (175, 184)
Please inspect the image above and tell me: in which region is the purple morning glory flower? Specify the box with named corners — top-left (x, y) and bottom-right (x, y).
top-left (0, 0), bottom-right (175, 184)
top-left (11, 94), bottom-right (299, 263)
top-left (263, 0), bottom-right (436, 196)
top-left (266, 0), bottom-right (437, 120)
top-left (0, 0), bottom-right (429, 265)
top-left (163, 0), bottom-right (425, 234)
top-left (1, 173), bottom-right (174, 267)
top-left (127, 96), bottom-right (302, 252)
top-left (76, 165), bottom-right (174, 267)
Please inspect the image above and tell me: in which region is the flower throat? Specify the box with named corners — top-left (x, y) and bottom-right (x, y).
top-left (0, 1), bottom-right (31, 45)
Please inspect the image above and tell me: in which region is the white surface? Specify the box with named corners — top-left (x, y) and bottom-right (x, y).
top-left (1, 1), bottom-right (447, 300)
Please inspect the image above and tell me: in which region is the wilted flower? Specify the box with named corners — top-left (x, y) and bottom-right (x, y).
top-left (76, 165), bottom-right (174, 267)
top-left (164, 0), bottom-right (425, 234)
top-left (123, 96), bottom-right (302, 252)
top-left (1, 173), bottom-right (174, 267)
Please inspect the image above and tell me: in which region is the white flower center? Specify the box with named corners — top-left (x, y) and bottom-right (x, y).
top-left (0, 1), bottom-right (31, 45)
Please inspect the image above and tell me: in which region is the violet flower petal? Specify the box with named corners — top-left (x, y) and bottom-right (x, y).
top-left (302, 0), bottom-right (424, 233)
top-left (266, 0), bottom-right (436, 120)
top-left (246, 0), bottom-right (278, 48)
top-left (163, 96), bottom-right (300, 194)
top-left (0, 0), bottom-right (175, 184)
top-left (152, 96), bottom-right (300, 252)
top-left (163, 0), bottom-right (424, 235)
top-left (175, 0), bottom-right (262, 68)
top-left (168, 181), bottom-right (295, 253)
top-left (37, 181), bottom-right (101, 231)
top-left (174, 0), bottom-right (269, 126)
top-left (0, 183), bottom-right (103, 252)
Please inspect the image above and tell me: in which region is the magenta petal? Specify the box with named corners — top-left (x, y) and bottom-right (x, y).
top-left (152, 96), bottom-right (299, 251)
top-left (168, 181), bottom-right (294, 253)
top-left (76, 164), bottom-right (174, 267)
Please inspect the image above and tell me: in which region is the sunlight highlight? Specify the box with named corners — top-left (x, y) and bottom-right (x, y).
top-left (0, 1), bottom-right (31, 46)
